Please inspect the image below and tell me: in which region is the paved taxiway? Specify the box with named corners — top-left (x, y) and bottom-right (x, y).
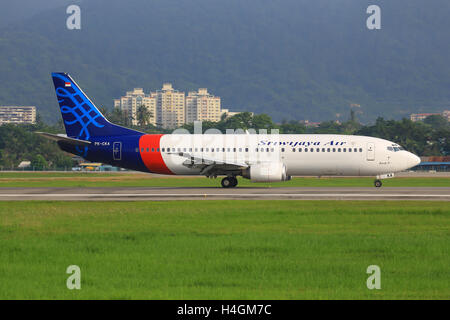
top-left (0, 187), bottom-right (448, 201)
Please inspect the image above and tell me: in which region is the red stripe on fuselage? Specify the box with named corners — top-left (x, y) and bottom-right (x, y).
top-left (139, 134), bottom-right (173, 175)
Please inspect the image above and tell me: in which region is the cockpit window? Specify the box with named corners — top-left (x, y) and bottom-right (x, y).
top-left (387, 146), bottom-right (405, 152)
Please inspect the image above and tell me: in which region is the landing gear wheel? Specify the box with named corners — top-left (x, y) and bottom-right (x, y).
top-left (221, 176), bottom-right (238, 188)
top-left (374, 179), bottom-right (382, 188)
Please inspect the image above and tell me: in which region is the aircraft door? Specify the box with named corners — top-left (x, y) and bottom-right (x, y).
top-left (366, 142), bottom-right (375, 161)
top-left (113, 142), bottom-right (122, 160)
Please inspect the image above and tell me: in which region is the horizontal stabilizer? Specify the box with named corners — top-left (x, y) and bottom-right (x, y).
top-left (35, 132), bottom-right (91, 146)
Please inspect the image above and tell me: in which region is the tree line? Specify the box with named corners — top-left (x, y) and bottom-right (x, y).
top-left (0, 111), bottom-right (448, 169)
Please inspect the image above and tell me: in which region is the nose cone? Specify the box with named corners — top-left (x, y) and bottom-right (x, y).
top-left (406, 152), bottom-right (421, 169)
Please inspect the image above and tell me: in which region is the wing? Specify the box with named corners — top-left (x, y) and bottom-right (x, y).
top-left (167, 152), bottom-right (249, 176)
top-left (35, 132), bottom-right (91, 146)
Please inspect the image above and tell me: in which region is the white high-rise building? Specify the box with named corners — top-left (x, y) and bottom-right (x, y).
top-left (151, 83), bottom-right (185, 129)
top-left (114, 88), bottom-right (156, 126)
top-left (0, 106), bottom-right (36, 125)
top-left (186, 88), bottom-right (221, 124)
top-left (114, 84), bottom-right (226, 129)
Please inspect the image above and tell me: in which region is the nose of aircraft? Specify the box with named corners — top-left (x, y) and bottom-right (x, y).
top-left (405, 152), bottom-right (421, 169)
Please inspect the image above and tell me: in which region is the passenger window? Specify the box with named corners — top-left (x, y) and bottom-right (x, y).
top-left (227, 148), bottom-right (231, 152)
top-left (245, 148), bottom-right (249, 152)
top-left (161, 148), bottom-right (165, 152)
top-left (333, 148), bottom-right (336, 152)
top-left (211, 148), bottom-right (214, 152)
top-left (271, 148), bottom-right (274, 152)
top-left (310, 148), bottom-right (314, 152)
top-left (348, 148), bottom-right (351, 152)
top-left (316, 148), bottom-right (320, 152)
top-left (156, 148), bottom-right (159, 152)
top-left (183, 148), bottom-right (186, 152)
top-left (343, 148), bottom-right (346, 152)
top-left (322, 148), bottom-right (325, 152)
top-left (281, 148), bottom-right (285, 152)
top-left (146, 148), bottom-right (149, 152)
top-left (206, 148), bottom-right (209, 152)
top-left (233, 148), bottom-right (237, 152)
top-left (338, 148), bottom-right (341, 152)
top-left (359, 148), bottom-right (363, 152)
top-left (239, 148), bottom-right (242, 152)
top-left (354, 148), bottom-right (357, 152)
top-left (292, 148), bottom-right (296, 152)
top-left (298, 148), bottom-right (302, 152)
top-left (327, 148), bottom-right (330, 152)
top-left (217, 148), bottom-right (220, 152)
top-left (222, 148), bottom-right (225, 152)
top-left (266, 148), bottom-right (269, 152)
top-left (177, 148), bottom-right (180, 152)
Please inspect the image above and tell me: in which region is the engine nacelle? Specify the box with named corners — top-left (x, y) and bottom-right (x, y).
top-left (243, 162), bottom-right (291, 182)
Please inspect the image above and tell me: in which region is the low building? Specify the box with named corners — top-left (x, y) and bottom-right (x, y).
top-left (443, 110), bottom-right (450, 121)
top-left (412, 156), bottom-right (450, 172)
top-left (410, 111), bottom-right (450, 122)
top-left (299, 120), bottom-right (321, 128)
top-left (221, 109), bottom-right (250, 119)
top-left (0, 106), bottom-right (36, 125)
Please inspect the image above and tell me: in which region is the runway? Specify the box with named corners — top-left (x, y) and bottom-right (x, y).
top-left (0, 187), bottom-right (449, 201)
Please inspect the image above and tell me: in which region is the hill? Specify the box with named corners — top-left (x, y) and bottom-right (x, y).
top-left (0, 0), bottom-right (449, 123)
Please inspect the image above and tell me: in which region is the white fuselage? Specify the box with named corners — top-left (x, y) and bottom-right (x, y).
top-left (158, 134), bottom-right (421, 176)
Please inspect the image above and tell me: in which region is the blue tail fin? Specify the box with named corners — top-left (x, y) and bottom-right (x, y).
top-left (52, 72), bottom-right (139, 139)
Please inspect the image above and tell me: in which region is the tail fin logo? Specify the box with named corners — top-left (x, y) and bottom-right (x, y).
top-left (52, 73), bottom-right (105, 156)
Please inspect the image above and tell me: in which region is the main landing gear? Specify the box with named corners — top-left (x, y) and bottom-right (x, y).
top-left (374, 179), bottom-right (382, 188)
top-left (221, 176), bottom-right (238, 188)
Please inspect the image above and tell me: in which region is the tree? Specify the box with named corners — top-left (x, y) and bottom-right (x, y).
top-left (31, 154), bottom-right (48, 170)
top-left (424, 115), bottom-right (448, 130)
top-left (280, 121), bottom-right (306, 134)
top-left (108, 108), bottom-right (130, 126)
top-left (136, 104), bottom-right (153, 127)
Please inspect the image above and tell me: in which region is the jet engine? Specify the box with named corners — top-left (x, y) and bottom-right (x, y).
top-left (243, 162), bottom-right (291, 182)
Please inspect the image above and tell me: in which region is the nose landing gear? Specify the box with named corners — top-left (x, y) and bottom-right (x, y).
top-left (374, 173), bottom-right (394, 188)
top-left (221, 176), bottom-right (238, 188)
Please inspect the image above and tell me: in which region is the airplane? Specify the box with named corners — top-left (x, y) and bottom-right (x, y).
top-left (37, 72), bottom-right (421, 188)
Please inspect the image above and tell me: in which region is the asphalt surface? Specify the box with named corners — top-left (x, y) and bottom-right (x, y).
top-left (0, 187), bottom-right (448, 201)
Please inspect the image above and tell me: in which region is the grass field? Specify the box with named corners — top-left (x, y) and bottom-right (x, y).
top-left (0, 172), bottom-right (449, 188)
top-left (0, 200), bottom-right (448, 299)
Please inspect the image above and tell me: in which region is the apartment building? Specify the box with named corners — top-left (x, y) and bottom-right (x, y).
top-left (0, 106), bottom-right (36, 125)
top-left (113, 88), bottom-right (156, 126)
top-left (186, 88), bottom-right (221, 124)
top-left (114, 83), bottom-right (230, 129)
top-left (151, 83), bottom-right (185, 129)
